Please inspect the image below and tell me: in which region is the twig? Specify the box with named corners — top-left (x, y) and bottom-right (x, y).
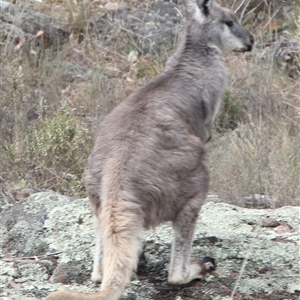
top-left (239, 0), bottom-right (252, 22)
top-left (230, 246), bottom-right (252, 299)
top-left (1, 251), bottom-right (63, 262)
top-left (234, 0), bottom-right (247, 14)
top-left (242, 0), bottom-right (264, 20)
top-left (261, 7), bottom-right (281, 33)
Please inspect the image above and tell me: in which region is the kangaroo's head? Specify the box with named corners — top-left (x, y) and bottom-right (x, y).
top-left (186, 0), bottom-right (254, 53)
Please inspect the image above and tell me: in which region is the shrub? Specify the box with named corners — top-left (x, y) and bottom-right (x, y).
top-left (4, 113), bottom-right (91, 196)
top-left (216, 90), bottom-right (245, 132)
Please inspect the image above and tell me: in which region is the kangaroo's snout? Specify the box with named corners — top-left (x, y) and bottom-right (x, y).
top-left (246, 34), bottom-right (254, 51)
top-left (233, 32), bottom-right (254, 53)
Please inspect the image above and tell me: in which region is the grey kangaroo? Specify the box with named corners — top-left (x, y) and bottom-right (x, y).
top-left (46, 0), bottom-right (253, 299)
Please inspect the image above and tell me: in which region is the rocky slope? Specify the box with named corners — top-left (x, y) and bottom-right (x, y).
top-left (1, 190), bottom-right (299, 299)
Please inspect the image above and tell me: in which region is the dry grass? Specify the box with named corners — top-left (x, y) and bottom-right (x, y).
top-left (0, 0), bottom-right (163, 195)
top-left (209, 45), bottom-right (300, 206)
top-left (1, 0), bottom-right (299, 204)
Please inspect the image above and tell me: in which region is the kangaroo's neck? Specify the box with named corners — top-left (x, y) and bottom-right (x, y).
top-left (165, 22), bottom-right (224, 73)
top-left (162, 21), bottom-right (228, 143)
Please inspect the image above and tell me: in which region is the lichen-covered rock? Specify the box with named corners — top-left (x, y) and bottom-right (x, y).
top-left (122, 1), bottom-right (183, 55)
top-left (90, 1), bottom-right (183, 57)
top-left (0, 184), bottom-right (15, 211)
top-left (0, 191), bottom-right (299, 299)
top-left (256, 35), bottom-right (300, 79)
top-left (1, 192), bottom-right (62, 257)
top-left (51, 261), bottom-right (90, 284)
top-left (61, 62), bottom-right (92, 82)
top-left (0, 1), bottom-right (69, 49)
top-left (274, 36), bottom-right (300, 79)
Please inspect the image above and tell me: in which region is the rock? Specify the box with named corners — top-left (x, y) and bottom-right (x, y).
top-left (274, 36), bottom-right (300, 79)
top-left (0, 1), bottom-right (10, 9)
top-left (91, 1), bottom-right (183, 57)
top-left (61, 62), bottom-right (92, 82)
top-left (104, 2), bottom-right (128, 12)
top-left (0, 184), bottom-right (15, 211)
top-left (261, 217), bottom-right (281, 227)
top-left (244, 194), bottom-right (279, 208)
top-left (0, 192), bottom-right (299, 299)
top-left (0, 21), bottom-right (26, 45)
top-left (123, 1), bottom-right (183, 55)
top-left (10, 187), bottom-right (42, 202)
top-left (51, 261), bottom-right (90, 284)
top-left (0, 2), bottom-right (69, 50)
top-left (1, 202), bottom-right (49, 257)
top-left (256, 35), bottom-right (300, 79)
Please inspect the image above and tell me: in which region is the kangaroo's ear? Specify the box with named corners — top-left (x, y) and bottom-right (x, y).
top-left (196, 0), bottom-right (214, 17)
top-left (185, 0), bottom-right (214, 23)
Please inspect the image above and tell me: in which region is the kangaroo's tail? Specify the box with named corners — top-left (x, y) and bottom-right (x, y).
top-left (97, 188), bottom-right (144, 299)
top-left (46, 160), bottom-right (144, 300)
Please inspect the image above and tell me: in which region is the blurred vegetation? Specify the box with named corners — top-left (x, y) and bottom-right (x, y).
top-left (216, 90), bottom-right (245, 132)
top-left (3, 112), bottom-right (91, 196)
top-left (0, 0), bottom-right (299, 205)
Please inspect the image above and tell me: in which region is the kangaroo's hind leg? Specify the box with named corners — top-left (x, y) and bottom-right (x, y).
top-left (91, 213), bottom-right (103, 283)
top-left (88, 193), bottom-right (103, 283)
top-left (168, 191), bottom-right (211, 284)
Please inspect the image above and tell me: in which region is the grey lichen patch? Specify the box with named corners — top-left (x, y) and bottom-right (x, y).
top-left (44, 197), bottom-right (94, 264)
top-left (0, 261), bottom-right (17, 278)
top-left (122, 280), bottom-right (158, 300)
top-left (23, 191), bottom-right (72, 214)
top-left (1, 281), bottom-right (99, 300)
top-left (4, 219), bottom-right (49, 256)
top-left (287, 282), bottom-right (300, 294)
top-left (15, 262), bottom-right (50, 282)
top-left (197, 202), bottom-right (298, 239)
top-left (23, 281), bottom-right (98, 294)
top-left (145, 222), bottom-right (173, 243)
top-left (239, 275), bottom-right (293, 294)
top-left (1, 295), bottom-right (38, 300)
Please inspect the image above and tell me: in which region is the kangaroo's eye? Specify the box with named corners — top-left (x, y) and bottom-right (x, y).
top-left (225, 20), bottom-right (234, 27)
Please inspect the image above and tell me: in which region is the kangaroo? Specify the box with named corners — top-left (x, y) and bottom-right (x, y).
top-left (46, 1), bottom-right (253, 299)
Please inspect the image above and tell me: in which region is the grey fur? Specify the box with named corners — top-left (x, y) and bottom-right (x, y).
top-left (45, 1), bottom-right (253, 300)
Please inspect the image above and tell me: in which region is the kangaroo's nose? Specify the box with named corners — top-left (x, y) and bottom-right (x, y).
top-left (246, 34), bottom-right (254, 51)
